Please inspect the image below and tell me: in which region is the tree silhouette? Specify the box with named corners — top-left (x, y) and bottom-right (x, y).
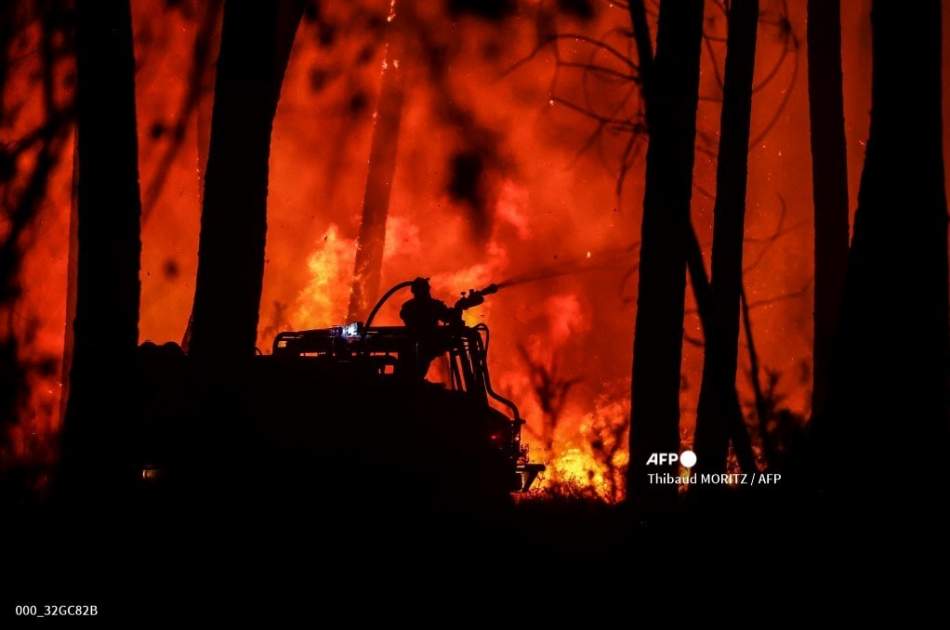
top-left (518, 345), bottom-right (581, 453)
top-left (59, 0), bottom-right (141, 500)
top-left (806, 0), bottom-right (848, 419)
top-left (627, 0), bottom-right (704, 513)
top-left (815, 0), bottom-right (949, 510)
top-left (347, 0), bottom-right (405, 321)
top-left (685, 228), bottom-right (758, 474)
top-left (187, 0), bottom-right (304, 365)
top-left (692, 0), bottom-right (759, 477)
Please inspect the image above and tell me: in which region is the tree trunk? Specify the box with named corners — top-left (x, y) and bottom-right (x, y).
top-left (806, 0), bottom-right (849, 419)
top-left (347, 8), bottom-right (406, 321)
top-left (692, 0), bottom-right (759, 477)
top-left (60, 139), bottom-right (79, 426)
top-left (627, 0), bottom-right (704, 512)
top-left (59, 0), bottom-right (141, 499)
top-left (685, 226), bottom-right (758, 474)
top-left (816, 0), bottom-right (949, 509)
top-left (187, 0), bottom-right (303, 364)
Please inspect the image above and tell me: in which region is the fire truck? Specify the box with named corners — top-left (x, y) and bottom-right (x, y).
top-left (137, 280), bottom-right (543, 507)
top-left (268, 280), bottom-right (544, 493)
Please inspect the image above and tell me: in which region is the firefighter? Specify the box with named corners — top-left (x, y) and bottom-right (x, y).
top-left (399, 277), bottom-right (452, 333)
top-left (399, 277), bottom-right (455, 378)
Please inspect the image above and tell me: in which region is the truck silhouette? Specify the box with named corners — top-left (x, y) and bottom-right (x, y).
top-left (136, 279), bottom-right (544, 511)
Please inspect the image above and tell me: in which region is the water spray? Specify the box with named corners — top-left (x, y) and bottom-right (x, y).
top-left (495, 242), bottom-right (638, 290)
top-left (363, 242), bottom-right (637, 330)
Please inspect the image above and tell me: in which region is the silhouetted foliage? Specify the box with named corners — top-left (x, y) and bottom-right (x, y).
top-left (518, 345), bottom-right (580, 452)
top-left (744, 368), bottom-right (805, 471)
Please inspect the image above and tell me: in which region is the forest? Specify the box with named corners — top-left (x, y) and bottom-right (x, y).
top-left (1, 0), bottom-right (948, 602)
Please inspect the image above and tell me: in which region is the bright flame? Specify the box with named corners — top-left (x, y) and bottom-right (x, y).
top-left (291, 224), bottom-right (355, 329)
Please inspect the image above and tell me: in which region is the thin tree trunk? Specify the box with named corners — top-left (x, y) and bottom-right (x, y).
top-left (692, 0), bottom-right (759, 476)
top-left (806, 0), bottom-right (849, 420)
top-left (739, 284), bottom-right (776, 467)
top-left (685, 226), bottom-right (758, 474)
top-left (60, 139), bottom-right (79, 426)
top-left (59, 0), bottom-right (141, 499)
top-left (628, 0), bottom-right (653, 126)
top-left (627, 0), bottom-right (704, 513)
top-left (347, 6), bottom-right (405, 321)
top-left (187, 0), bottom-right (303, 363)
top-left (816, 0), bottom-right (949, 508)
top-left (196, 7), bottom-right (223, 206)
top-left (142, 0), bottom-right (223, 222)
top-left (632, 0), bottom-right (757, 476)
top-left (181, 3), bottom-right (222, 348)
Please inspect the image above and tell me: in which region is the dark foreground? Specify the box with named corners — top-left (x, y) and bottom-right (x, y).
top-left (3, 345), bottom-right (946, 618)
top-left (6, 469), bottom-right (946, 621)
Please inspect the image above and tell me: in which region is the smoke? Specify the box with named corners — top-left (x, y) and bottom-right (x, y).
top-left (447, 150), bottom-right (492, 235)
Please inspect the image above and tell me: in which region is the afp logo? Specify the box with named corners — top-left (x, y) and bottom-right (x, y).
top-left (646, 449), bottom-right (697, 468)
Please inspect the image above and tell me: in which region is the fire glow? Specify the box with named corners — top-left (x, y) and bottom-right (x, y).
top-left (4, 0), bottom-right (914, 501)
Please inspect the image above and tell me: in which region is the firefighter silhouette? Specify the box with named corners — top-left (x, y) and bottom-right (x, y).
top-left (398, 277), bottom-right (499, 378)
top-left (399, 277), bottom-right (455, 377)
top-left (400, 278), bottom-right (451, 332)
